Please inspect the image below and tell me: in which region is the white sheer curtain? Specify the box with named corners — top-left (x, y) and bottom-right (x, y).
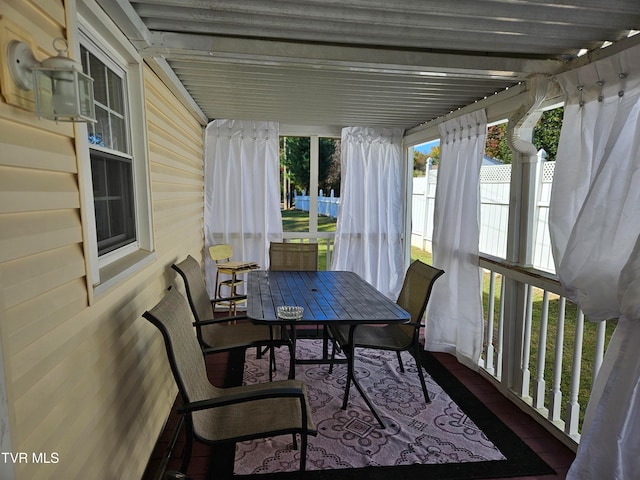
top-left (549, 44), bottom-right (640, 479)
top-left (332, 126), bottom-right (405, 299)
top-left (203, 119), bottom-right (283, 298)
top-left (425, 110), bottom-right (486, 370)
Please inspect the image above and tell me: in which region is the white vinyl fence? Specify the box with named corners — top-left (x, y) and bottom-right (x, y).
top-left (294, 189), bottom-right (340, 219)
top-left (412, 153), bottom-right (556, 273)
top-left (293, 153), bottom-right (555, 273)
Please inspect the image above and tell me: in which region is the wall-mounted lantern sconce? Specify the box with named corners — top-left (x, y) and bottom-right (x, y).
top-left (7, 37), bottom-right (96, 123)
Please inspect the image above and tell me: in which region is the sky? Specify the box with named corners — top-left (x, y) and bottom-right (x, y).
top-left (414, 139), bottom-right (439, 154)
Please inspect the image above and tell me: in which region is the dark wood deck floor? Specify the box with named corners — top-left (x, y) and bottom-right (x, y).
top-left (142, 349), bottom-right (575, 480)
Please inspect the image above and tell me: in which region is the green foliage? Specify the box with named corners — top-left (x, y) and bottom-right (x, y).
top-left (485, 123), bottom-right (512, 163)
top-left (280, 137), bottom-right (340, 195)
top-left (533, 107), bottom-right (564, 162)
top-left (413, 150), bottom-right (429, 176)
top-left (483, 106), bottom-right (564, 164)
top-left (428, 145), bottom-right (440, 165)
top-left (413, 145), bottom-right (439, 176)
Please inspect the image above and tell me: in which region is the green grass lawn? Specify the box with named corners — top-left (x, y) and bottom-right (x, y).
top-left (281, 209), bottom-right (336, 270)
top-left (281, 209), bottom-right (336, 232)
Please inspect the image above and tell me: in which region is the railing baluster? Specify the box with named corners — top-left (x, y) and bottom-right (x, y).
top-left (533, 290), bottom-right (549, 409)
top-left (520, 284), bottom-right (533, 399)
top-left (496, 276), bottom-right (505, 380)
top-left (485, 270), bottom-right (496, 375)
top-left (549, 296), bottom-right (565, 423)
top-left (565, 308), bottom-right (584, 437)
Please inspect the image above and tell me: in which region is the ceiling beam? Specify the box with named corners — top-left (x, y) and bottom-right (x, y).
top-left (142, 31), bottom-right (565, 81)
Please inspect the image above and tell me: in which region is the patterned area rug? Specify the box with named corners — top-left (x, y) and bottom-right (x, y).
top-left (234, 340), bottom-right (505, 475)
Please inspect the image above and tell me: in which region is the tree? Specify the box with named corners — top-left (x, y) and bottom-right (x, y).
top-left (413, 145), bottom-right (439, 176)
top-left (280, 137), bottom-right (339, 195)
top-left (483, 106), bottom-right (564, 163)
top-left (533, 107), bottom-right (563, 162)
top-left (413, 150), bottom-right (429, 176)
top-left (427, 144), bottom-right (440, 166)
top-left (485, 123), bottom-right (512, 163)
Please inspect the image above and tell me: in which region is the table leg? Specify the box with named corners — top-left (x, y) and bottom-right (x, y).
top-left (288, 324), bottom-right (297, 380)
top-left (341, 325), bottom-right (386, 429)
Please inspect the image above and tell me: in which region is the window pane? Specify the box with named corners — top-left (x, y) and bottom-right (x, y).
top-left (90, 55), bottom-right (108, 106)
top-left (93, 106), bottom-right (111, 148)
top-left (84, 50), bottom-right (127, 155)
top-left (108, 70), bottom-right (124, 114)
top-left (91, 153), bottom-right (136, 255)
top-left (110, 114), bottom-right (127, 153)
top-left (80, 46), bottom-right (89, 76)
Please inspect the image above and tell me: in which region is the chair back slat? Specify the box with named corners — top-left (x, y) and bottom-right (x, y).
top-left (143, 288), bottom-right (218, 404)
top-left (269, 242), bottom-right (318, 271)
top-left (396, 260), bottom-right (444, 324)
top-left (172, 255), bottom-right (214, 322)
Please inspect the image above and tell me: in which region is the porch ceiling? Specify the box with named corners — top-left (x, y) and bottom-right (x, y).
top-left (100, 0), bottom-right (640, 130)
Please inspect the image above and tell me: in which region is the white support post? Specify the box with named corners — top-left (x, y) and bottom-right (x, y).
top-left (309, 135), bottom-right (319, 235)
top-left (502, 75), bottom-right (549, 395)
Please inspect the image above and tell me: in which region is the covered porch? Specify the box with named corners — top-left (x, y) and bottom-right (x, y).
top-left (1, 1), bottom-right (639, 479)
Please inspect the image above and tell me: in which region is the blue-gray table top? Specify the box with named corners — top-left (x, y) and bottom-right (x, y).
top-left (247, 270), bottom-right (409, 325)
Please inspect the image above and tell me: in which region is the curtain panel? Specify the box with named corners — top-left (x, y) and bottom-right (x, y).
top-left (425, 109), bottom-right (487, 370)
top-left (332, 126), bottom-right (405, 299)
top-left (203, 119), bottom-right (283, 298)
top-left (549, 44), bottom-right (640, 479)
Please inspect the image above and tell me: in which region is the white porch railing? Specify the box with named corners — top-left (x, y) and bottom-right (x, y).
top-left (281, 231), bottom-right (336, 269)
top-left (478, 255), bottom-right (613, 449)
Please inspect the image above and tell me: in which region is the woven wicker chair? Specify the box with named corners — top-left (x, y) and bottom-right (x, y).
top-left (143, 287), bottom-right (316, 473)
top-left (172, 255), bottom-right (292, 380)
top-left (329, 260), bottom-right (444, 407)
top-left (268, 242), bottom-right (318, 271)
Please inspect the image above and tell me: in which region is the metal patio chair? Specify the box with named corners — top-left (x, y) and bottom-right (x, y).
top-left (172, 255), bottom-right (292, 380)
top-left (329, 260), bottom-right (445, 407)
top-left (268, 241), bottom-right (319, 271)
top-left (143, 287), bottom-right (316, 473)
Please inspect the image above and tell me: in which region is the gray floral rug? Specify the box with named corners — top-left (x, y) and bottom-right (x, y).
top-left (234, 340), bottom-right (504, 475)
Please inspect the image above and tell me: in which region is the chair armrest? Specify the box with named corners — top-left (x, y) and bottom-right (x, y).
top-left (194, 315), bottom-right (248, 327)
top-left (177, 386), bottom-right (306, 414)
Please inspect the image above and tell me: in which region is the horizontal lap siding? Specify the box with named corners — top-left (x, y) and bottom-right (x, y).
top-left (146, 73), bottom-right (205, 261)
top-left (0, 2), bottom-right (206, 479)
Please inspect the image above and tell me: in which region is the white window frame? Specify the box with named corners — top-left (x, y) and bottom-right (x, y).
top-left (75, 1), bottom-right (154, 301)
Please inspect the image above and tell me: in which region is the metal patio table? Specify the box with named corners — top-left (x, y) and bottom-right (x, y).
top-left (247, 269), bottom-right (410, 427)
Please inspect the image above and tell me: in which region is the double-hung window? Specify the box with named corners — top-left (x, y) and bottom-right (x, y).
top-left (81, 46), bottom-right (136, 256)
top-left (78, 5), bottom-right (153, 299)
